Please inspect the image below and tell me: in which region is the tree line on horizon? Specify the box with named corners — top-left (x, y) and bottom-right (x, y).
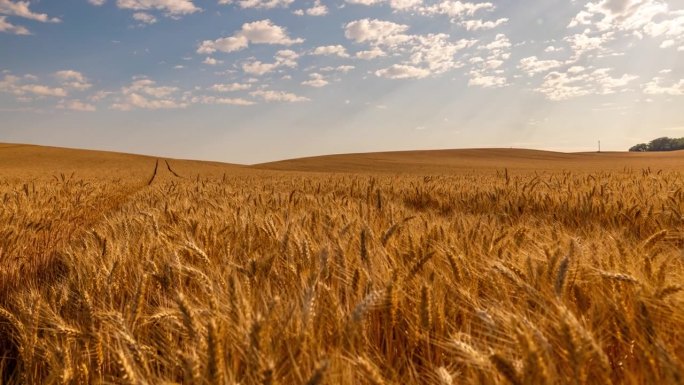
top-left (629, 136), bottom-right (684, 152)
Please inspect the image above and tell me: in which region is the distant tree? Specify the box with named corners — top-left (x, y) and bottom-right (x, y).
top-left (629, 143), bottom-right (650, 152)
top-left (629, 137), bottom-right (684, 152)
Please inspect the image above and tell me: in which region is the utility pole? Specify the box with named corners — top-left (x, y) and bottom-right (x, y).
top-left (598, 140), bottom-right (601, 153)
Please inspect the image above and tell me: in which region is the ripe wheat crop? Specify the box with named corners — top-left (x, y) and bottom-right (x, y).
top-left (1, 161), bottom-right (683, 384)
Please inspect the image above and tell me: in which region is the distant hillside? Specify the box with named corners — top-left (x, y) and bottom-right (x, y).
top-left (0, 143), bottom-right (243, 180)
top-left (629, 137), bottom-right (684, 152)
top-left (253, 148), bottom-right (684, 173)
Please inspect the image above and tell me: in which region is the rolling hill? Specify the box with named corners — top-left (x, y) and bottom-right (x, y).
top-left (3, 143), bottom-right (684, 177)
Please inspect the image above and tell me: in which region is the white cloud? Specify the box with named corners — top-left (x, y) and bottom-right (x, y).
top-left (567, 0), bottom-right (684, 54)
top-left (356, 47), bottom-right (386, 59)
top-left (198, 19), bottom-right (303, 54)
top-left (347, 18), bottom-right (476, 78)
top-left (197, 36), bottom-right (248, 54)
top-left (302, 72), bottom-right (329, 87)
top-left (312, 45), bottom-right (349, 57)
top-left (0, 15), bottom-right (28, 34)
top-left (219, 0), bottom-right (293, 9)
top-left (389, 0), bottom-right (422, 10)
top-left (346, 0), bottom-right (422, 11)
top-left (112, 78), bottom-right (187, 110)
top-left (643, 77), bottom-right (684, 96)
top-left (275, 49), bottom-right (299, 66)
top-left (203, 57), bottom-right (222, 65)
top-left (133, 12), bottom-right (157, 24)
top-left (89, 0), bottom-right (107, 5)
top-left (124, 78), bottom-right (177, 97)
top-left (409, 34), bottom-right (474, 73)
top-left (460, 17), bottom-right (507, 31)
top-left (0, 0), bottom-right (61, 22)
top-left (0, 74), bottom-right (68, 97)
top-left (209, 83), bottom-right (251, 92)
top-left (537, 67), bottom-right (638, 100)
top-left (421, 1), bottom-right (494, 19)
top-left (375, 64), bottom-right (430, 79)
top-left (518, 56), bottom-right (565, 76)
top-left (469, 33), bottom-right (510, 88)
top-left (18, 84), bottom-right (67, 97)
top-left (58, 99), bottom-right (96, 112)
top-left (242, 60), bottom-right (278, 75)
top-left (294, 0), bottom-right (327, 15)
top-left (346, 0), bottom-right (381, 5)
top-left (659, 39), bottom-right (674, 49)
top-left (193, 95), bottom-right (255, 105)
top-left (564, 30), bottom-right (613, 58)
top-left (116, 0), bottom-right (200, 15)
top-left (468, 73), bottom-right (506, 88)
top-left (55, 70), bottom-right (92, 90)
top-left (344, 19), bottom-right (411, 47)
top-left (319, 65), bottom-right (355, 73)
top-left (250, 89), bottom-right (310, 102)
top-left (241, 49), bottom-right (299, 75)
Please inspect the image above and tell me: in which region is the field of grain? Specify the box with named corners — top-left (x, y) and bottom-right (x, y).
top-left (1, 144), bottom-right (683, 385)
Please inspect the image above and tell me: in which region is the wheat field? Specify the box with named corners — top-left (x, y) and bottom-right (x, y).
top-left (1, 144), bottom-right (683, 385)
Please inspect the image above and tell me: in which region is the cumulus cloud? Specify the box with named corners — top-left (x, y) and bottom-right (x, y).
top-left (293, 0), bottom-right (327, 15)
top-left (302, 72), bottom-right (329, 87)
top-left (193, 95), bottom-right (255, 105)
top-left (0, 0), bottom-right (61, 22)
top-left (375, 64), bottom-right (430, 79)
top-left (58, 99), bottom-right (96, 112)
top-left (564, 30), bottom-right (614, 58)
top-left (0, 15), bottom-right (28, 34)
top-left (643, 77), bottom-right (684, 96)
top-left (55, 70), bottom-right (92, 90)
top-left (242, 60), bottom-right (278, 75)
top-left (198, 19), bottom-right (304, 54)
top-left (355, 47), bottom-right (386, 59)
top-left (112, 78), bottom-right (187, 110)
top-left (242, 49), bottom-right (299, 75)
top-left (421, 1), bottom-right (494, 19)
top-left (312, 45), bottom-right (349, 57)
top-left (460, 17), bottom-right (507, 31)
top-left (518, 56), bottom-right (565, 76)
top-left (536, 67), bottom-right (638, 100)
top-left (344, 19), bottom-right (411, 47)
top-left (203, 57), bottom-right (222, 65)
top-left (409, 34), bottom-right (474, 73)
top-left (250, 89), bottom-right (310, 102)
top-left (0, 0), bottom-right (60, 34)
top-left (346, 0), bottom-right (422, 11)
top-left (209, 83), bottom-right (252, 92)
top-left (133, 12), bottom-right (157, 24)
top-left (468, 33), bottom-right (510, 88)
top-left (319, 65), bottom-right (355, 73)
top-left (567, 0), bottom-right (684, 55)
top-left (468, 73), bottom-right (506, 87)
top-left (346, 18), bottom-right (474, 78)
top-left (0, 73), bottom-right (68, 98)
top-left (116, 0), bottom-right (200, 15)
top-left (219, 0), bottom-right (293, 9)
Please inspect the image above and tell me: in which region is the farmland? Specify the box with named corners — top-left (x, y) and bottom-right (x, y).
top-left (1, 143), bottom-right (683, 384)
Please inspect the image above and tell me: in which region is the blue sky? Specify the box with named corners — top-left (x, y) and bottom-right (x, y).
top-left (1, 0), bottom-right (683, 163)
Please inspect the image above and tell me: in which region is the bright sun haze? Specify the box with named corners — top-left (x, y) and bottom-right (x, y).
top-left (1, 0), bottom-right (683, 163)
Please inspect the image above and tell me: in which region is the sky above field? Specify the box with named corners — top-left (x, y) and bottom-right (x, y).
top-left (0, 0), bottom-right (683, 163)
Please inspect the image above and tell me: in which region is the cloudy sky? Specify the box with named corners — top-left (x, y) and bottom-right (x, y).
top-left (1, 0), bottom-right (683, 163)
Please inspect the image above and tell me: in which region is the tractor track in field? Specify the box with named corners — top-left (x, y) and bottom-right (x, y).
top-left (0, 158), bottom-right (183, 300)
